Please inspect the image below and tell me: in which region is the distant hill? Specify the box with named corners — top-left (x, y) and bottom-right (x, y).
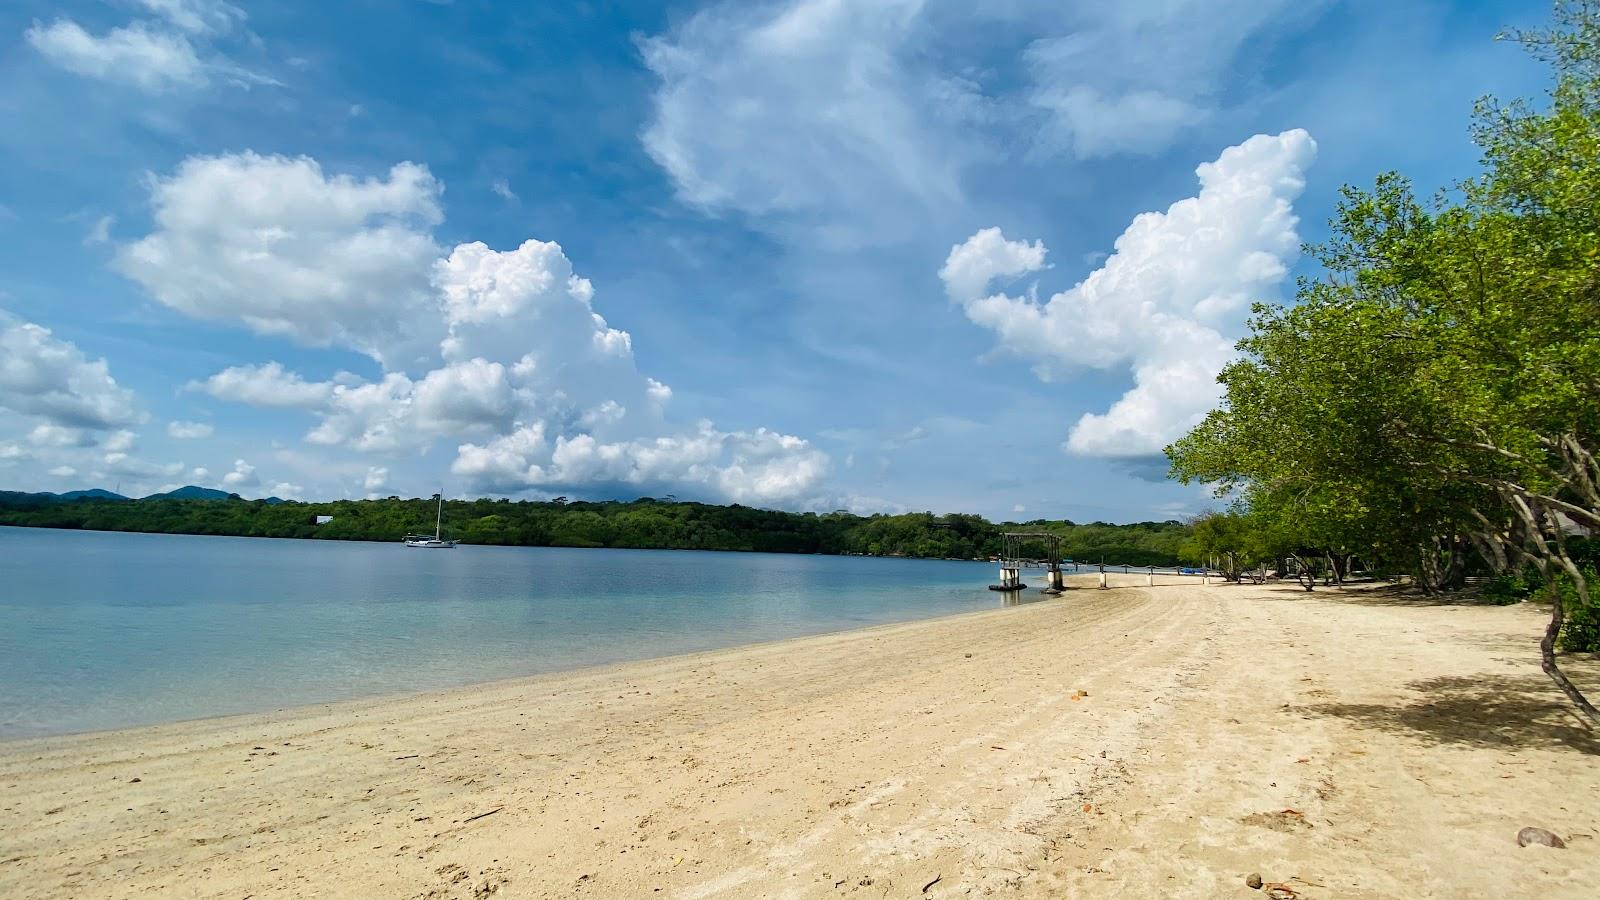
top-left (59, 489), bottom-right (129, 501)
top-left (0, 485), bottom-right (259, 504)
top-left (142, 485), bottom-right (236, 501)
top-left (0, 490), bottom-right (58, 508)
top-left (0, 488), bottom-right (129, 506)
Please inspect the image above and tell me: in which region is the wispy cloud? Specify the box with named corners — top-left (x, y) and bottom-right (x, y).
top-left (639, 0), bottom-right (1318, 244)
top-left (25, 1), bottom-right (271, 93)
top-left (167, 420), bottom-right (214, 439)
top-left (27, 20), bottom-right (208, 91)
top-left (83, 215), bottom-right (114, 246)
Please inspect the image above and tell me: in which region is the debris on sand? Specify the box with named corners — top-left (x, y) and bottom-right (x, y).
top-left (1240, 809), bottom-right (1311, 832)
top-left (1516, 826), bottom-right (1566, 849)
top-left (1245, 872), bottom-right (1263, 889)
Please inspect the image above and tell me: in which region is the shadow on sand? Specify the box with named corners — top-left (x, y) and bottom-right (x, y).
top-left (1243, 580), bottom-right (1519, 608)
top-left (1304, 673), bottom-right (1600, 756)
top-left (1237, 578), bottom-right (1600, 753)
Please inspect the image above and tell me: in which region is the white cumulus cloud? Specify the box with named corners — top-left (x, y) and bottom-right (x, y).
top-left (104, 430), bottom-right (137, 452)
top-left (300, 361), bottom-right (519, 452)
top-left (221, 458), bottom-right (257, 488)
top-left (452, 422), bottom-right (829, 506)
top-left (0, 319), bottom-right (144, 431)
top-left (938, 228), bottom-right (1048, 304)
top-left (944, 129), bottom-right (1316, 456)
top-left (28, 425), bottom-right (96, 448)
top-left (193, 361), bottom-right (340, 408)
top-left (131, 154), bottom-right (830, 506)
top-left (119, 154), bottom-right (445, 369)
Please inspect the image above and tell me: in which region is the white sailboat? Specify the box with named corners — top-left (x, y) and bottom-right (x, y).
top-left (405, 493), bottom-right (457, 548)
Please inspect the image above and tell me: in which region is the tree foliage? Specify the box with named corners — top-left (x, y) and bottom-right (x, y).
top-left (1168, 1), bottom-right (1600, 722)
top-left (0, 494), bottom-right (1194, 566)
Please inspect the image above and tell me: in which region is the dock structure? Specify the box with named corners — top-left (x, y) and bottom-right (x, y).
top-left (992, 532), bottom-right (1066, 592)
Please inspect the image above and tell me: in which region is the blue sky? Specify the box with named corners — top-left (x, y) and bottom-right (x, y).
top-left (0, 0), bottom-right (1551, 521)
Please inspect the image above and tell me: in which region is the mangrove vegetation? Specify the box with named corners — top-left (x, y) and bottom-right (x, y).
top-left (1167, 2), bottom-right (1600, 722)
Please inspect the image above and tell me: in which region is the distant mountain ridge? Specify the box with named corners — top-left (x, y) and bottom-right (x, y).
top-left (59, 488), bottom-right (129, 501)
top-left (0, 488), bottom-right (129, 507)
top-left (144, 486), bottom-right (234, 501)
top-left (0, 485), bottom-right (258, 505)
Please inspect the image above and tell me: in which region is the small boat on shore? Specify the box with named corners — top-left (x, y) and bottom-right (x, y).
top-left (405, 493), bottom-right (457, 548)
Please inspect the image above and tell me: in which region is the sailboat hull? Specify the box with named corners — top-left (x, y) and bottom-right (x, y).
top-left (404, 539), bottom-right (457, 548)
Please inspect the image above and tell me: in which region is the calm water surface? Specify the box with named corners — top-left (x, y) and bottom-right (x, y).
top-left (0, 526), bottom-right (1015, 738)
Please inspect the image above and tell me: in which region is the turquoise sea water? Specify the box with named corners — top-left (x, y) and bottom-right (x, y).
top-left (0, 526), bottom-right (1013, 739)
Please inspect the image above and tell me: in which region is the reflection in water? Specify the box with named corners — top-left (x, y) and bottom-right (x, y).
top-left (0, 527), bottom-right (999, 738)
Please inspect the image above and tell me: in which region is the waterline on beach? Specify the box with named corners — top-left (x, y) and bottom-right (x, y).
top-left (0, 526), bottom-right (1003, 738)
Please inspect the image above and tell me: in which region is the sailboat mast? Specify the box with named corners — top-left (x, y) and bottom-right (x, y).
top-left (435, 493), bottom-right (443, 540)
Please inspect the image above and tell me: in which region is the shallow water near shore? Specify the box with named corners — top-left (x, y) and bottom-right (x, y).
top-left (0, 525), bottom-right (1011, 738)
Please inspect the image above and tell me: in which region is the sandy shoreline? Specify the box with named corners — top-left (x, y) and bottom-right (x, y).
top-left (2, 577), bottom-right (1597, 898)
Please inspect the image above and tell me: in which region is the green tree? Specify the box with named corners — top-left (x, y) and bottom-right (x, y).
top-left (1170, 1), bottom-right (1600, 722)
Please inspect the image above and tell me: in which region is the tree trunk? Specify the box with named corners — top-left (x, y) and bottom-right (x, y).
top-left (1329, 552), bottom-right (1352, 585)
top-left (1416, 542), bottom-right (1441, 596)
top-left (1467, 528), bottom-right (1508, 574)
top-left (1498, 491), bottom-right (1599, 728)
top-left (1544, 524), bottom-right (1600, 727)
top-left (1290, 553), bottom-right (1314, 592)
top-left (1440, 536), bottom-right (1467, 591)
top-left (1539, 581), bottom-right (1600, 727)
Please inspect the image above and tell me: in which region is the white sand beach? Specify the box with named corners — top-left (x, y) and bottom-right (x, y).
top-left (2, 578), bottom-right (1596, 898)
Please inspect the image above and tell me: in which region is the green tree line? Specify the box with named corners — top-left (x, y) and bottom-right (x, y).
top-left (0, 494), bottom-right (1193, 565)
top-left (1166, 2), bottom-right (1600, 723)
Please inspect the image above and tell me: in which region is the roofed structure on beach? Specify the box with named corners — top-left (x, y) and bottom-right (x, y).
top-left (1000, 532), bottom-right (1062, 569)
